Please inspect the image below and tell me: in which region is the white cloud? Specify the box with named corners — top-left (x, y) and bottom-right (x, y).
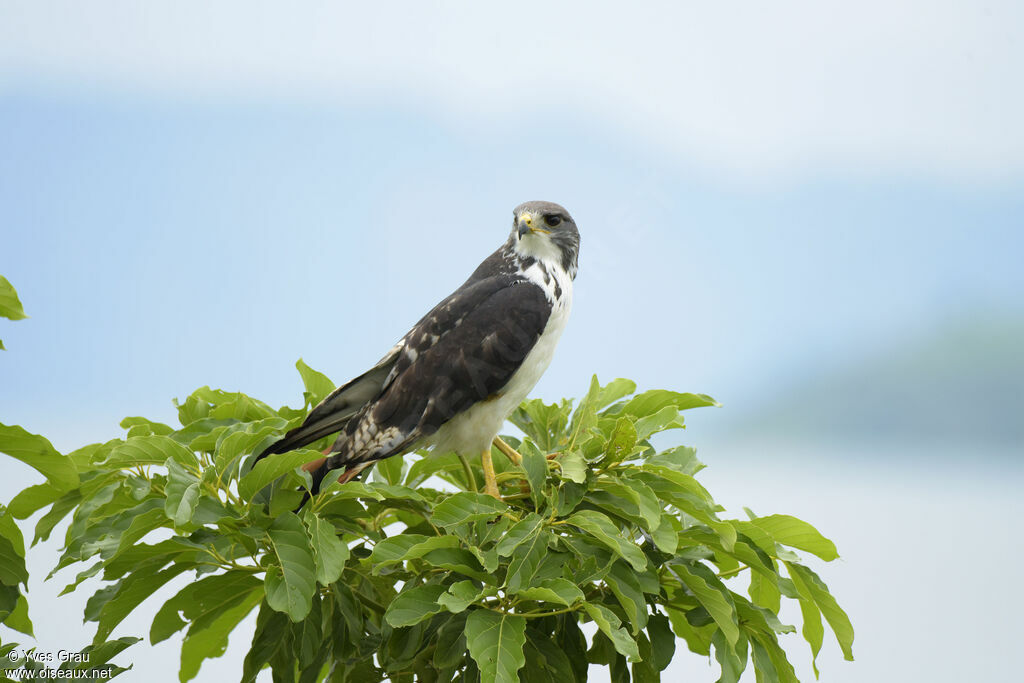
top-left (1, 0), bottom-right (1022, 183)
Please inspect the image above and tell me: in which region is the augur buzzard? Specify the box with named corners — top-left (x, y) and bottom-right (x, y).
top-left (253, 201), bottom-right (579, 499)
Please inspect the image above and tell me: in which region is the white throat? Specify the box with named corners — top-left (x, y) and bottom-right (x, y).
top-left (513, 233), bottom-right (565, 268)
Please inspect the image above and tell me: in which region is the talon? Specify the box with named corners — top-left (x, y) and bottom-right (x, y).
top-left (492, 436), bottom-right (523, 466)
top-left (481, 449), bottom-right (501, 499)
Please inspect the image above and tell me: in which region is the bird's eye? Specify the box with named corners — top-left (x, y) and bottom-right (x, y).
top-left (543, 215), bottom-right (562, 227)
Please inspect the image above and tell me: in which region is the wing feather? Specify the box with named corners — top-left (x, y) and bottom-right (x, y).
top-left (322, 276), bottom-right (551, 476)
top-left (252, 345), bottom-right (402, 462)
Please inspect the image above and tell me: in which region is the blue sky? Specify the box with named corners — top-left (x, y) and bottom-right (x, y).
top-left (2, 4), bottom-right (1021, 452)
top-left (1, 3), bottom-right (1022, 681)
top-left (1, 92), bottom-right (1021, 451)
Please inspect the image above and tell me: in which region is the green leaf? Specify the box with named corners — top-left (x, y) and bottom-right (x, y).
top-left (0, 423), bottom-right (79, 491)
top-left (429, 616), bottom-right (467, 671)
top-left (465, 609), bottom-right (527, 683)
top-left (238, 449), bottom-right (318, 499)
top-left (150, 571), bottom-right (262, 645)
top-left (749, 567), bottom-right (782, 614)
top-left (752, 514), bottom-right (839, 562)
top-left (163, 459), bottom-right (200, 527)
top-left (599, 476), bottom-right (661, 532)
top-left (366, 533), bottom-right (431, 565)
top-left (523, 627), bottom-right (578, 683)
top-left (316, 479), bottom-right (386, 501)
top-left (558, 615), bottom-right (590, 681)
top-left (606, 561), bottom-right (649, 634)
top-left (7, 483), bottom-right (63, 519)
top-left (645, 445), bottom-right (704, 475)
top-left (513, 578), bottom-right (584, 607)
top-left (594, 378), bottom-right (637, 411)
top-left (504, 529), bottom-right (550, 593)
top-left (0, 275), bottom-right (27, 321)
top-left (558, 451), bottom-right (588, 484)
top-left (671, 563), bottom-right (740, 646)
top-left (241, 606), bottom-right (290, 682)
top-left (58, 637), bottom-right (139, 674)
top-left (509, 399), bottom-right (571, 451)
top-left (520, 440), bottom-right (548, 509)
top-left (102, 539), bottom-right (192, 581)
top-left (795, 591), bottom-right (823, 677)
top-left (620, 390), bottom-right (719, 418)
top-left (0, 582), bottom-right (18, 618)
top-left (652, 512), bottom-right (680, 554)
top-left (582, 602), bottom-right (641, 662)
top-left (295, 358), bottom-right (336, 407)
top-left (749, 630), bottom-right (800, 683)
top-left (171, 417), bottom-right (238, 449)
top-left (564, 510), bottom-right (647, 571)
top-left (604, 417), bottom-right (638, 463)
top-left (735, 596), bottom-right (795, 636)
top-left (478, 516), bottom-right (511, 547)
top-left (264, 513), bottom-right (317, 622)
top-left (630, 632), bottom-right (659, 683)
top-left (119, 416), bottom-right (174, 438)
top-left (3, 593), bottom-right (33, 636)
top-left (305, 513), bottom-right (349, 585)
top-left (567, 376), bottom-right (602, 450)
top-left (369, 534), bottom-right (461, 569)
top-left (747, 632), bottom-right (779, 682)
top-left (712, 627), bottom-right (748, 683)
top-left (420, 548), bottom-right (491, 582)
top-left (495, 513), bottom-right (544, 557)
top-left (634, 405), bottom-right (684, 440)
top-left (384, 584), bottom-right (447, 627)
top-left (666, 605), bottom-right (712, 657)
top-left (374, 454), bottom-right (405, 485)
top-left (437, 580), bottom-right (486, 613)
top-left (183, 387), bottom-right (277, 422)
top-left (431, 492), bottom-right (508, 527)
top-left (93, 562), bottom-right (195, 643)
top-left (0, 510), bottom-right (25, 558)
top-left (787, 562), bottom-right (854, 661)
top-left (404, 451), bottom-right (464, 488)
top-left (638, 464), bottom-right (714, 505)
top-left (33, 489), bottom-right (82, 545)
top-left (212, 418), bottom-right (288, 477)
top-left (179, 584), bottom-right (263, 682)
top-left (647, 613), bottom-right (676, 671)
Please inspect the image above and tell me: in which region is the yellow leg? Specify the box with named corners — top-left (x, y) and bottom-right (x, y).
top-left (481, 449), bottom-right (500, 498)
top-left (492, 437), bottom-right (522, 466)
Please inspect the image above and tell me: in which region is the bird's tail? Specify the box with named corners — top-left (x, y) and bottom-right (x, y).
top-left (293, 466), bottom-right (328, 513)
top-left (291, 451), bottom-right (331, 513)
top-left (293, 458), bottom-right (371, 513)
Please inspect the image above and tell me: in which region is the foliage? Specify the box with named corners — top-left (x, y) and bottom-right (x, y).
top-left (0, 263), bottom-right (852, 682)
top-left (0, 362), bottom-right (854, 682)
top-left (0, 274), bottom-right (28, 351)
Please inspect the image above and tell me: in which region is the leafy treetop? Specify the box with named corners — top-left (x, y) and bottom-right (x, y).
top-left (0, 363), bottom-right (852, 682)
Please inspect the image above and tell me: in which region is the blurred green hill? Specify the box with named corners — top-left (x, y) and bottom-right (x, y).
top-left (732, 313), bottom-right (1024, 449)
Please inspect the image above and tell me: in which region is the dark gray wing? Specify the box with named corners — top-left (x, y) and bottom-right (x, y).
top-left (252, 345), bottom-right (401, 462)
top-left (320, 275), bottom-right (552, 475)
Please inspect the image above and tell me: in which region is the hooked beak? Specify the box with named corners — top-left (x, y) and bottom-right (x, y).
top-left (516, 213), bottom-right (533, 239)
top-left (517, 212), bottom-right (536, 239)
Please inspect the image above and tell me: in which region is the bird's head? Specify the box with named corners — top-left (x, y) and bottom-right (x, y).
top-left (511, 201), bottom-right (580, 277)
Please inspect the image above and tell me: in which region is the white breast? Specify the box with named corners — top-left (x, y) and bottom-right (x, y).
top-left (428, 262), bottom-right (573, 456)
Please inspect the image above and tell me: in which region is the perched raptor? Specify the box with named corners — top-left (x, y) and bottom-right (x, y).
top-left (253, 201), bottom-right (579, 499)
